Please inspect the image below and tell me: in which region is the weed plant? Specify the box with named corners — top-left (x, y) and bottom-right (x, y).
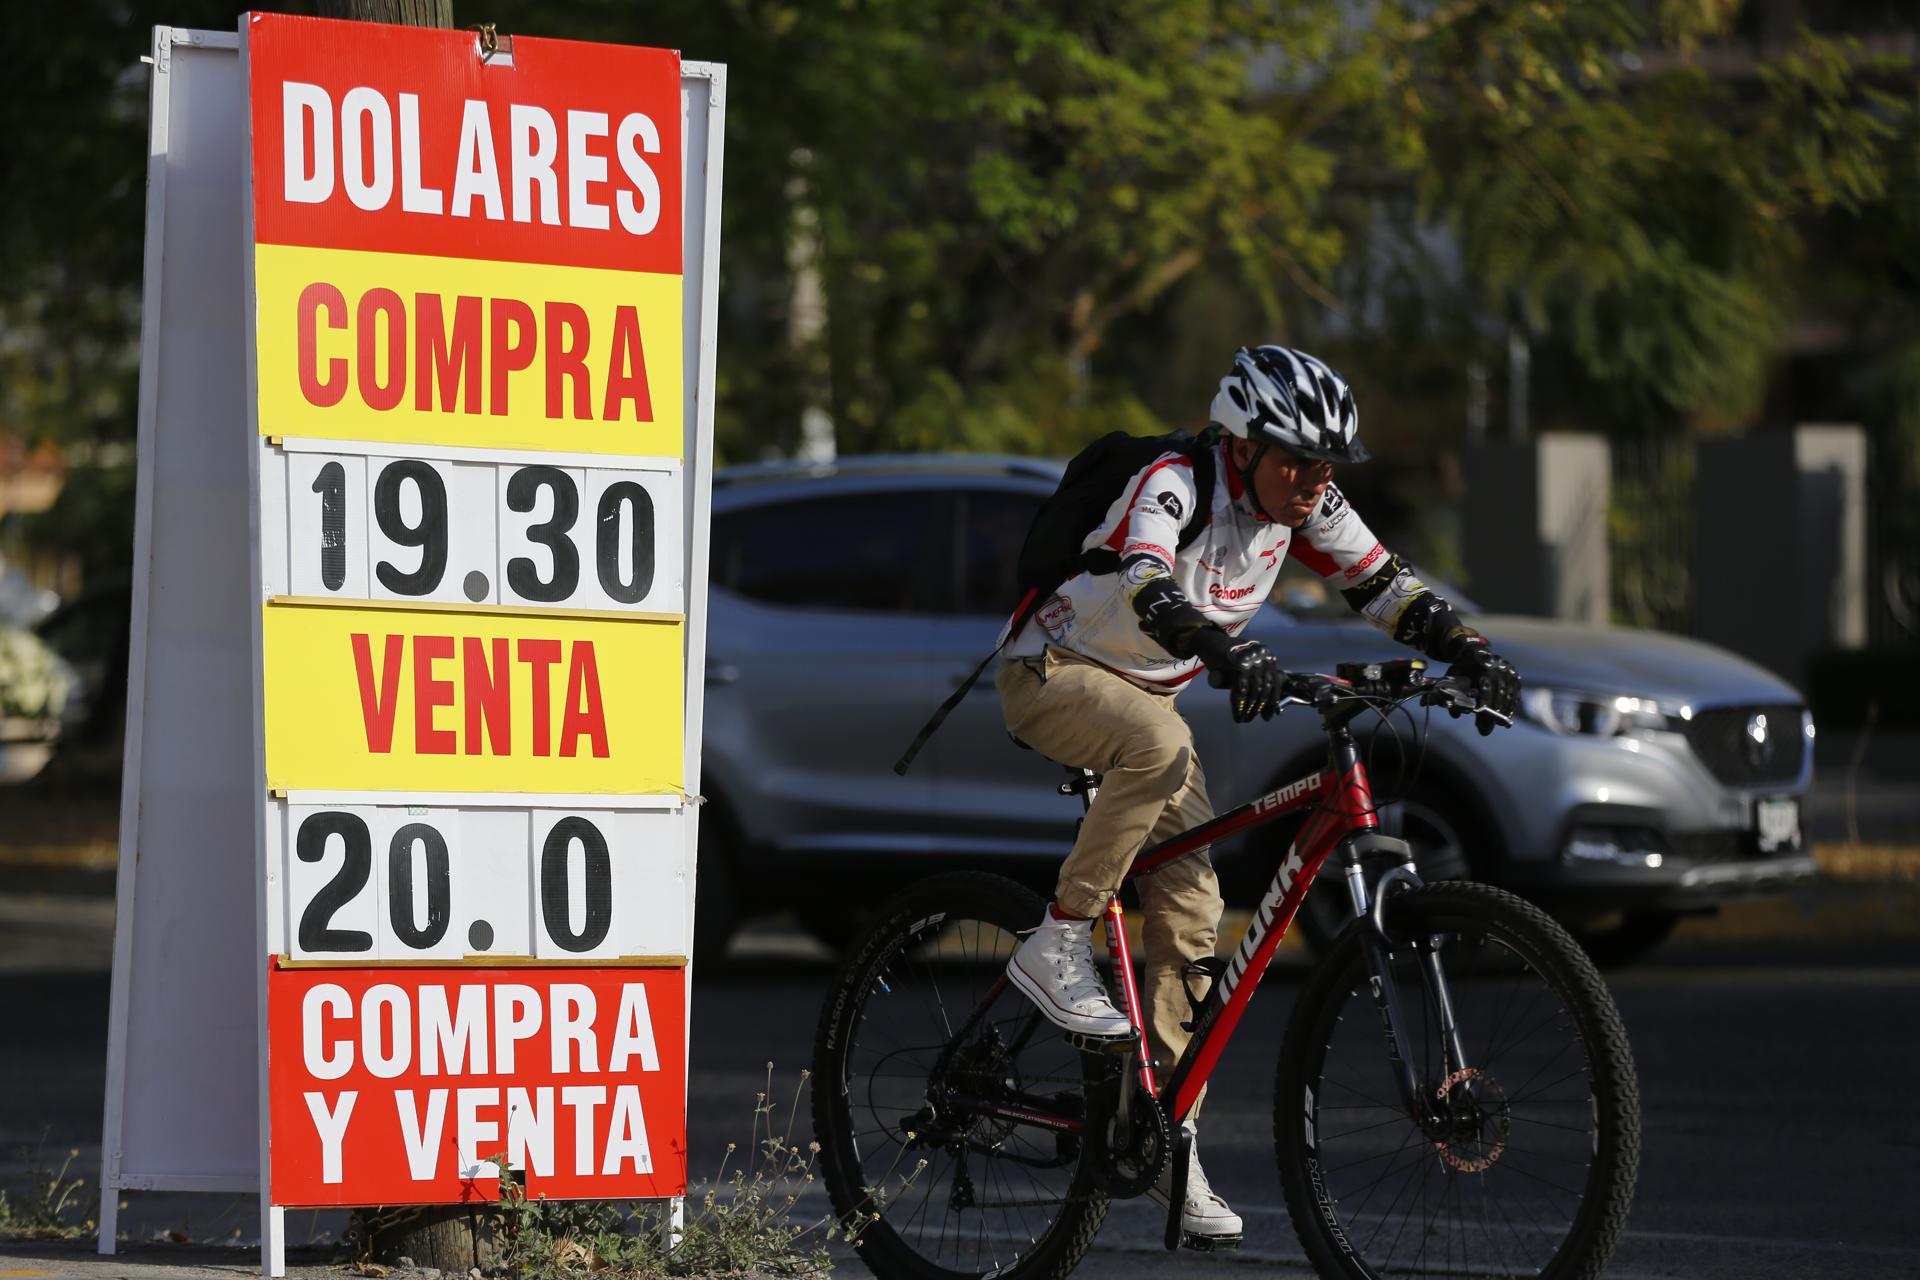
top-left (362, 1064), bottom-right (924, 1279)
top-left (0, 1147), bottom-right (95, 1241)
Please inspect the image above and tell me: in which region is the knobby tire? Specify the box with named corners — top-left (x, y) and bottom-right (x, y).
top-left (812, 872), bottom-right (1110, 1280)
top-left (1274, 881), bottom-right (1639, 1280)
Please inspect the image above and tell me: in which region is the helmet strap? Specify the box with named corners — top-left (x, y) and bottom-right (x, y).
top-left (1236, 440), bottom-right (1272, 520)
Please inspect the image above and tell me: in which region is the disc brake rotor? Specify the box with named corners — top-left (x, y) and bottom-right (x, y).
top-left (1431, 1066), bottom-right (1510, 1173)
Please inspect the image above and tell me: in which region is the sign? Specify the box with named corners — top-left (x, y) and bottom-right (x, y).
top-left (271, 448), bottom-right (685, 612)
top-left (245, 16), bottom-right (684, 455)
top-left (262, 602), bottom-right (683, 793)
top-left (240, 11), bottom-right (707, 1230)
top-left (99, 23), bottom-right (721, 1275)
top-left (267, 965), bottom-right (688, 1205)
top-left (278, 802), bottom-right (688, 962)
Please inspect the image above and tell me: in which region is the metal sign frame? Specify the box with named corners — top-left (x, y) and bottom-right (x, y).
top-left (98, 26), bottom-right (725, 1276)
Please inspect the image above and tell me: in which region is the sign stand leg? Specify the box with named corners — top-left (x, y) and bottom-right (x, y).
top-left (662, 1195), bottom-right (685, 1253)
top-left (261, 1202), bottom-right (286, 1277)
top-left (97, 1187), bottom-right (118, 1255)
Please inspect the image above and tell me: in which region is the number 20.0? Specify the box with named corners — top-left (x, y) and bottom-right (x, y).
top-left (294, 810), bottom-right (614, 955)
top-left (309, 461), bottom-right (655, 604)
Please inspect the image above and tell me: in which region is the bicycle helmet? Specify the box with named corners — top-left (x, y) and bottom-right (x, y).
top-left (1210, 345), bottom-right (1368, 464)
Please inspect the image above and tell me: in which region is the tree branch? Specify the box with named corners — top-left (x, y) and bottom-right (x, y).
top-left (1066, 245), bottom-right (1206, 361)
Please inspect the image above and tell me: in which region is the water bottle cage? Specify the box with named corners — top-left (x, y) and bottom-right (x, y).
top-left (1177, 956), bottom-right (1228, 1033)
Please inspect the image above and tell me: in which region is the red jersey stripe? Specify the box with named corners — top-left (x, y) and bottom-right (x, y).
top-left (1287, 536), bottom-right (1340, 577)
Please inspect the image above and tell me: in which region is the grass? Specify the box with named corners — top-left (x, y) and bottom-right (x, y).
top-left (495, 1065), bottom-right (837, 1278)
top-left (350, 1064), bottom-right (917, 1279)
top-left (0, 1146), bottom-right (95, 1242)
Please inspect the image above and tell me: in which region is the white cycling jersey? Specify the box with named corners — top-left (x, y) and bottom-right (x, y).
top-left (1005, 437), bottom-right (1433, 688)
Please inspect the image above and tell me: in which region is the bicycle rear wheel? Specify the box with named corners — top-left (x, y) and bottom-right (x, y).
top-left (1274, 882), bottom-right (1639, 1280)
top-left (812, 872), bottom-right (1109, 1280)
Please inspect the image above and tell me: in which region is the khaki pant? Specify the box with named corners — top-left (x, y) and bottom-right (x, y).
top-left (996, 645), bottom-right (1224, 1093)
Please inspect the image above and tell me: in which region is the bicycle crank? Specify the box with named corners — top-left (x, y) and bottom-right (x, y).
top-left (1097, 1085), bottom-right (1170, 1198)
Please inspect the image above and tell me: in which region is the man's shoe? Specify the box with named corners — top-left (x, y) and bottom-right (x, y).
top-left (1005, 908), bottom-right (1132, 1040)
top-left (1149, 1129), bottom-right (1244, 1249)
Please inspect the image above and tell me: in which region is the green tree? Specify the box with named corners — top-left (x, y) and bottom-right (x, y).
top-left (6, 0), bottom-right (1917, 475)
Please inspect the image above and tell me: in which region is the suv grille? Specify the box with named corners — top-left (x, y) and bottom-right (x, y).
top-left (1686, 704), bottom-right (1805, 788)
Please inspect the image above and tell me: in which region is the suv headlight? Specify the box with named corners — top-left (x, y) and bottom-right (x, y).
top-left (1519, 687), bottom-right (1673, 737)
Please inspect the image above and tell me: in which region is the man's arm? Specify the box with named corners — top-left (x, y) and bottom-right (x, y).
top-left (1292, 486), bottom-right (1518, 729)
top-left (1112, 464), bottom-right (1212, 658)
top-left (1098, 461), bottom-right (1281, 721)
top-left (1342, 555), bottom-right (1486, 662)
top-left (1287, 483), bottom-right (1483, 660)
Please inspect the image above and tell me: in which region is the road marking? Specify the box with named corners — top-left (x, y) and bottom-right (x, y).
top-left (1195, 1200), bottom-right (1920, 1259)
top-left (1615, 1226), bottom-right (1920, 1258)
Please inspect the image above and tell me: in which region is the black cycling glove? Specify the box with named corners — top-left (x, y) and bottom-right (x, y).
top-left (1129, 573), bottom-right (1283, 723)
top-left (1192, 630), bottom-right (1283, 723)
top-left (1446, 644), bottom-right (1521, 735)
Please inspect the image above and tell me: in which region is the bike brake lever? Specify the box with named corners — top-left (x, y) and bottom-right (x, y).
top-left (1419, 682), bottom-right (1510, 726)
top-left (1424, 683), bottom-right (1514, 729)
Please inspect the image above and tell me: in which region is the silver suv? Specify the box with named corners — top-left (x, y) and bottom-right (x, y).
top-left (696, 455), bottom-right (1817, 965)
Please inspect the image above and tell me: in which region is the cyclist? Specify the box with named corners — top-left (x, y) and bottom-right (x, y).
top-left (996, 344), bottom-right (1521, 1242)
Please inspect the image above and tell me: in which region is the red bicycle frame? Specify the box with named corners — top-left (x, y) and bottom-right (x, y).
top-left (937, 712), bottom-right (1422, 1149)
top-left (1099, 727), bottom-right (1382, 1123)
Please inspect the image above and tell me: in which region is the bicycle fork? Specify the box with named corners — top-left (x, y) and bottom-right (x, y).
top-left (1347, 857), bottom-right (1472, 1125)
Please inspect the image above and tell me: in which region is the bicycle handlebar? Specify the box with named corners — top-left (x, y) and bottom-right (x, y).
top-left (1277, 659), bottom-right (1514, 729)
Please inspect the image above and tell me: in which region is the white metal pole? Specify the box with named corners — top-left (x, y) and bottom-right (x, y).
top-left (263, 1203), bottom-right (286, 1277)
top-left (662, 1194), bottom-right (686, 1252)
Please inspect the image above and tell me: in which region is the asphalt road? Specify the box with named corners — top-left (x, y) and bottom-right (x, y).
top-left (3, 898), bottom-right (1918, 1279)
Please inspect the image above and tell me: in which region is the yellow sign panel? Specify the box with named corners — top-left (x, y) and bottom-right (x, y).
top-left (263, 601), bottom-right (683, 794)
top-left (253, 243), bottom-right (684, 457)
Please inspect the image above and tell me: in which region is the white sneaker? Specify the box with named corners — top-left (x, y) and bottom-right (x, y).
top-left (1005, 908), bottom-right (1133, 1040)
top-left (1148, 1129), bottom-right (1244, 1244)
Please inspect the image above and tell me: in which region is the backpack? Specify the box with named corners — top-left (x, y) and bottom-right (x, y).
top-left (893, 429), bottom-right (1219, 774)
top-left (1014, 427), bottom-right (1219, 592)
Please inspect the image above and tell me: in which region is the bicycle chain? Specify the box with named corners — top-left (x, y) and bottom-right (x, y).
top-left (934, 1059), bottom-right (1167, 1208)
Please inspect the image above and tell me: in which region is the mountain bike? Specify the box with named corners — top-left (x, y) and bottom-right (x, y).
top-left (811, 658), bottom-right (1639, 1280)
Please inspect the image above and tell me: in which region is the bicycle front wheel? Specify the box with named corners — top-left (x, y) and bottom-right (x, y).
top-left (812, 872), bottom-right (1109, 1280)
top-left (1275, 882), bottom-right (1639, 1280)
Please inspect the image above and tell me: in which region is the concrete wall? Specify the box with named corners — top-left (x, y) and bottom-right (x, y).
top-left (1462, 434), bottom-right (1610, 623)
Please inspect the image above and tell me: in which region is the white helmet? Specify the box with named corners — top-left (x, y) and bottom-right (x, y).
top-left (1210, 345), bottom-right (1367, 464)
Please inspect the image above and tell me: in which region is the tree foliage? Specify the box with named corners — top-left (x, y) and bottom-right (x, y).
top-left (1, 0), bottom-right (1915, 477)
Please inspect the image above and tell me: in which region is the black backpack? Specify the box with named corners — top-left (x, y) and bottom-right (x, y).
top-left (893, 429), bottom-right (1218, 774)
top-left (1014, 427), bottom-right (1219, 591)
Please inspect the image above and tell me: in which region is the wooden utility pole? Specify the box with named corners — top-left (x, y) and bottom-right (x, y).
top-left (300, 9), bottom-right (482, 1267)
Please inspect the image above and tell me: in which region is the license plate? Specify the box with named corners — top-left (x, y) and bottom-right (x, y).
top-left (1754, 797), bottom-right (1802, 853)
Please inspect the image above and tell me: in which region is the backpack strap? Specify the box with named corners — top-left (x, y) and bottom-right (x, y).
top-left (1174, 434), bottom-right (1218, 553)
top-left (1083, 432), bottom-right (1218, 572)
top-left (893, 587), bottom-right (1043, 776)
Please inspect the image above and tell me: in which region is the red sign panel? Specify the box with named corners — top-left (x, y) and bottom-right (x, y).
top-left (246, 13), bottom-right (682, 273)
top-left (268, 964), bottom-right (688, 1206)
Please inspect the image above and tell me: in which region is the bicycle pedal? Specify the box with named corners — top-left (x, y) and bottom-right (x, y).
top-left (1064, 1029), bottom-right (1139, 1054)
top-left (1182, 1231), bottom-right (1242, 1253)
